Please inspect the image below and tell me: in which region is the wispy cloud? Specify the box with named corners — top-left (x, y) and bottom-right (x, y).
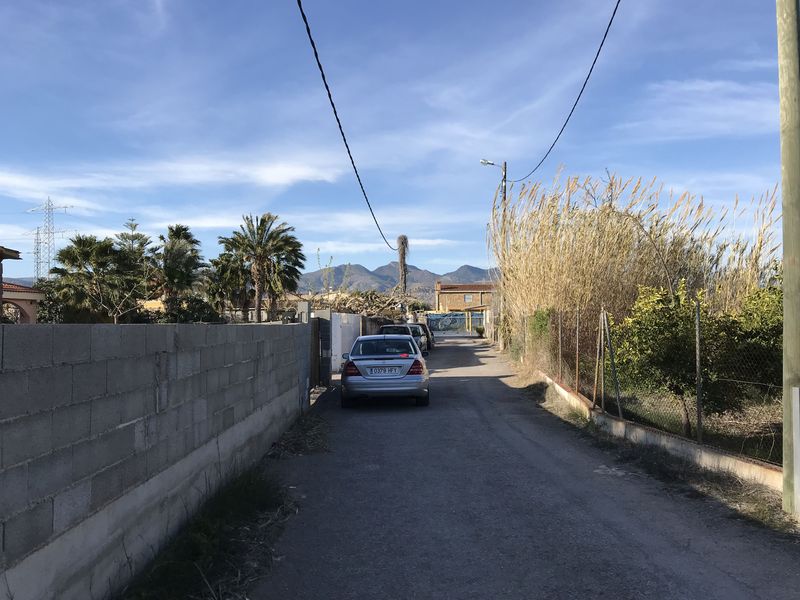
top-left (615, 79), bottom-right (778, 141)
top-left (0, 154), bottom-right (344, 212)
top-left (715, 57), bottom-right (777, 72)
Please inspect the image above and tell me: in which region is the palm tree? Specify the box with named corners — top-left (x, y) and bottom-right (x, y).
top-left (155, 224), bottom-right (205, 313)
top-left (397, 235), bottom-right (409, 296)
top-left (219, 213), bottom-right (306, 323)
top-left (206, 252), bottom-right (250, 320)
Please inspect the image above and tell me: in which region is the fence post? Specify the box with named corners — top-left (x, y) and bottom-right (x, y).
top-left (600, 316), bottom-right (606, 412)
top-left (575, 307), bottom-right (580, 392)
top-left (603, 310), bottom-right (624, 419)
top-left (558, 311), bottom-right (563, 382)
top-left (695, 299), bottom-right (704, 443)
top-left (592, 310), bottom-right (602, 408)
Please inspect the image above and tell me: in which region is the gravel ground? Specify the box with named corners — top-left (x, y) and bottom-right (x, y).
top-left (251, 337), bottom-right (800, 600)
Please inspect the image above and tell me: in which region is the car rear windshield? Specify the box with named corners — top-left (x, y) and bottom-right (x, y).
top-left (381, 326), bottom-right (410, 335)
top-left (351, 339), bottom-right (416, 356)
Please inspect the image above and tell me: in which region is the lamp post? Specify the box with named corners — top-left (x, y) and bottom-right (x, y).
top-left (481, 159), bottom-right (508, 349)
top-left (480, 159), bottom-right (506, 205)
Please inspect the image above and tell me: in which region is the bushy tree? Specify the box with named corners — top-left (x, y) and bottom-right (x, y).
top-left (50, 221), bottom-right (153, 323)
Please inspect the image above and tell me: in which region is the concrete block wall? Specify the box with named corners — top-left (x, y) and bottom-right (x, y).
top-left (0, 323), bottom-right (311, 600)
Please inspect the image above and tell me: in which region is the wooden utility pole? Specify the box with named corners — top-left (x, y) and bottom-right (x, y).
top-left (777, 0), bottom-right (800, 514)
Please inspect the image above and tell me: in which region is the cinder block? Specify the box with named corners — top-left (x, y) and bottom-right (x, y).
top-left (53, 480), bottom-right (91, 534)
top-left (206, 325), bottom-right (227, 345)
top-left (27, 448), bottom-right (73, 502)
top-left (221, 406), bottom-right (235, 429)
top-left (3, 499), bottom-right (53, 565)
top-left (175, 324), bottom-right (208, 350)
top-left (192, 419), bottom-right (210, 448)
top-left (1, 325), bottom-right (53, 371)
top-left (122, 452), bottom-right (147, 490)
top-left (52, 403), bottom-right (91, 449)
top-left (89, 462), bottom-right (125, 511)
top-left (107, 356), bottom-right (155, 395)
top-left (145, 324), bottom-right (176, 354)
top-left (118, 389), bottom-right (152, 424)
top-left (72, 425), bottom-right (135, 480)
top-left (0, 463), bottom-right (28, 517)
top-left (1, 412), bottom-right (52, 468)
top-left (0, 370), bottom-right (28, 421)
top-left (52, 325), bottom-right (90, 365)
top-left (90, 325), bottom-right (146, 361)
top-left (90, 395), bottom-right (121, 436)
top-left (28, 364), bottom-right (72, 410)
top-left (145, 441), bottom-right (170, 477)
top-left (72, 360), bottom-right (107, 402)
top-left (206, 368), bottom-right (221, 395)
top-left (192, 397), bottom-right (208, 424)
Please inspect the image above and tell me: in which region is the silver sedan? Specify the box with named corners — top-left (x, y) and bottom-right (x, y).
top-left (340, 335), bottom-right (430, 407)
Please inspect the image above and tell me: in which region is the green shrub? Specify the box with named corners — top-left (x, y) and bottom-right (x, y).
top-left (616, 282), bottom-right (783, 420)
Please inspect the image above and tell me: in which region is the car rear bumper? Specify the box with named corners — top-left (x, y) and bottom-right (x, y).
top-left (342, 376), bottom-right (429, 398)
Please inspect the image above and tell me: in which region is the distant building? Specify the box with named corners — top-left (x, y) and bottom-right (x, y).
top-left (1, 246), bottom-right (44, 323)
top-left (434, 282), bottom-right (493, 312)
top-left (2, 281), bottom-right (45, 323)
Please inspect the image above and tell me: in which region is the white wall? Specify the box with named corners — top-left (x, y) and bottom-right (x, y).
top-left (331, 312), bottom-right (362, 372)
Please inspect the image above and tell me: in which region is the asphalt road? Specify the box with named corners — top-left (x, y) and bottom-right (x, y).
top-left (252, 337), bottom-right (800, 600)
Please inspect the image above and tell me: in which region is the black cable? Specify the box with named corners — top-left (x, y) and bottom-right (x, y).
top-left (296, 0), bottom-right (397, 252)
top-left (511, 0), bottom-right (622, 183)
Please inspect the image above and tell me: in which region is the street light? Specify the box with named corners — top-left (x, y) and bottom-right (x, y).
top-left (480, 159), bottom-right (507, 204)
top-left (481, 159), bottom-right (509, 350)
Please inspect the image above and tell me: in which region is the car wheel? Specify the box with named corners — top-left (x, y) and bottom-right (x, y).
top-left (416, 391), bottom-right (430, 407)
top-left (341, 389), bottom-right (354, 408)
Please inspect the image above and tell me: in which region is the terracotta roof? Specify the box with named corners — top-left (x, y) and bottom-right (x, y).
top-left (436, 283), bottom-right (494, 292)
top-left (2, 281), bottom-right (38, 293)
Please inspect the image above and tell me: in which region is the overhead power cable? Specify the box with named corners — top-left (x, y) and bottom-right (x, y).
top-left (296, 0), bottom-right (397, 252)
top-left (511, 0), bottom-right (622, 183)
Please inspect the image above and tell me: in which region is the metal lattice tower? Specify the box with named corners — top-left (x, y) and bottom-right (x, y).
top-left (33, 227), bottom-right (44, 281)
top-left (29, 197), bottom-right (72, 279)
top-left (43, 198), bottom-right (55, 275)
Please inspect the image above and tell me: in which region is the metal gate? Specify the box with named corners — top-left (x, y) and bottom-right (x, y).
top-left (315, 309), bottom-right (332, 386)
top-left (426, 311), bottom-right (485, 334)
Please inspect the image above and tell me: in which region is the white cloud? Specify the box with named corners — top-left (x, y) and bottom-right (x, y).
top-left (0, 154), bottom-right (344, 213)
top-left (616, 79), bottom-right (778, 141)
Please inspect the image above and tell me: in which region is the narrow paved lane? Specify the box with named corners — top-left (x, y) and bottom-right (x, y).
top-left (253, 338), bottom-right (800, 600)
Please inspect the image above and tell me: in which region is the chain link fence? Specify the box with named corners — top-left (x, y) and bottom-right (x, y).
top-left (514, 306), bottom-right (782, 466)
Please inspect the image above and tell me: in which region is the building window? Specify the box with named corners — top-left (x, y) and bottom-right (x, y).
top-left (464, 294), bottom-right (473, 303)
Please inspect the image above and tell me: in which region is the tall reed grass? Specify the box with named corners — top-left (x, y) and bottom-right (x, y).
top-left (488, 173), bottom-right (779, 328)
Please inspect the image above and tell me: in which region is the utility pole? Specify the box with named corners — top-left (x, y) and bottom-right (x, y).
top-left (777, 0), bottom-right (800, 514)
top-left (28, 198), bottom-right (72, 280)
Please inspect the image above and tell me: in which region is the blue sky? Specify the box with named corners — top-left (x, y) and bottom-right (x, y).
top-left (0, 0), bottom-right (780, 278)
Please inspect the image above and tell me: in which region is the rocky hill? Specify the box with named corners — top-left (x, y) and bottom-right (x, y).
top-left (299, 262), bottom-right (493, 295)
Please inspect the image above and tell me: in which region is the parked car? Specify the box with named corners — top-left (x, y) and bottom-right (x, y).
top-left (340, 335), bottom-right (430, 407)
top-left (418, 322), bottom-right (435, 350)
top-left (379, 323), bottom-right (429, 351)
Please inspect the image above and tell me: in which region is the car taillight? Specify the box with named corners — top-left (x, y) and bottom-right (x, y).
top-left (344, 361), bottom-right (360, 376)
top-left (408, 360), bottom-right (424, 375)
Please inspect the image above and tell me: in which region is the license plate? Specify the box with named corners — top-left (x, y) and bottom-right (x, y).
top-left (368, 367), bottom-right (399, 375)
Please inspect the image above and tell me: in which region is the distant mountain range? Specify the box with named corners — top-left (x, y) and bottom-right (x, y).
top-left (3, 265), bottom-right (494, 298)
top-left (299, 262), bottom-right (495, 295)
top-left (4, 277), bottom-right (36, 287)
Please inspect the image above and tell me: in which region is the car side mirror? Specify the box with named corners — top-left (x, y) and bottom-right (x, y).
top-left (342, 353), bottom-right (349, 360)
top-left (422, 351), bottom-right (429, 358)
